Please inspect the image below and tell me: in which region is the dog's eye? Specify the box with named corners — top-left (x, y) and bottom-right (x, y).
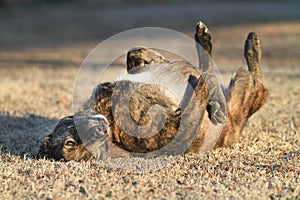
top-left (65, 140), bottom-right (76, 147)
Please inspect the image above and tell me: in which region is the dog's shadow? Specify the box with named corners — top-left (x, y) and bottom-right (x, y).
top-left (0, 114), bottom-right (58, 157)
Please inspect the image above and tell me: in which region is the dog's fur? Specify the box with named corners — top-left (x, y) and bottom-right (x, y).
top-left (38, 21), bottom-right (268, 161)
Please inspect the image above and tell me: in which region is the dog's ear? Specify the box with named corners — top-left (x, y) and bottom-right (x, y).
top-left (37, 136), bottom-right (50, 158)
top-left (43, 136), bottom-right (50, 147)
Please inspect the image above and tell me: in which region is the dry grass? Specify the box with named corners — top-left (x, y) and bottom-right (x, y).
top-left (0, 2), bottom-right (300, 199)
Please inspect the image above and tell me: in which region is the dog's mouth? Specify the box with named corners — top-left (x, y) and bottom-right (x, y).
top-left (73, 112), bottom-right (111, 159)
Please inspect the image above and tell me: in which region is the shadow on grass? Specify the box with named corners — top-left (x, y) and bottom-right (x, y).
top-left (0, 114), bottom-right (58, 157)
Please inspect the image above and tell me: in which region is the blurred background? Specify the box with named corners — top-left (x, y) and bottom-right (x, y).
top-left (0, 0), bottom-right (299, 70)
top-left (0, 1), bottom-right (298, 47)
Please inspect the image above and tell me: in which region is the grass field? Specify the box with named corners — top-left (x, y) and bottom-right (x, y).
top-left (0, 1), bottom-right (299, 199)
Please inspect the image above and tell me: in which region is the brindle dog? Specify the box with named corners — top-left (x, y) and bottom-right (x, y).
top-left (38, 22), bottom-right (268, 161)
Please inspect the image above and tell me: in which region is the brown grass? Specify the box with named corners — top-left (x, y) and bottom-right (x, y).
top-left (0, 2), bottom-right (299, 199)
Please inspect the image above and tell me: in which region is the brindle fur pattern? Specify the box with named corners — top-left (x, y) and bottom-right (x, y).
top-left (38, 116), bottom-right (93, 161)
top-left (91, 62), bottom-right (214, 154)
top-left (214, 32), bottom-right (268, 148)
top-left (126, 47), bottom-right (169, 73)
top-left (38, 21), bottom-right (268, 161)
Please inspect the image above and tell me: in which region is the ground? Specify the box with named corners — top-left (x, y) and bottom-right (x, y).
top-left (0, 1), bottom-right (299, 199)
